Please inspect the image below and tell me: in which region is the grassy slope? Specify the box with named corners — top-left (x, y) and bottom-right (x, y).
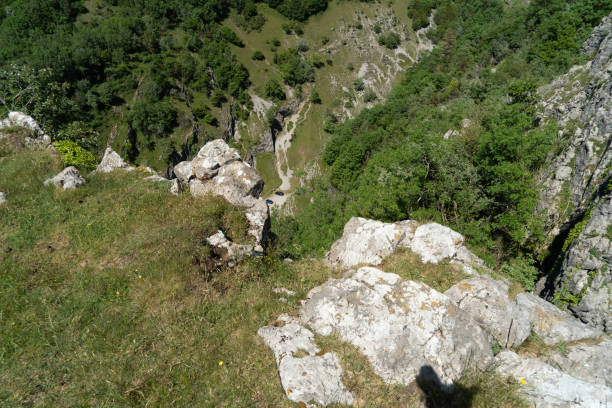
top-left (0, 148), bottom-right (527, 406)
top-left (227, 1), bottom-right (418, 193)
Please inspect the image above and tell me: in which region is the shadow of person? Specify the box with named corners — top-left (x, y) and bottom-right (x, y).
top-left (415, 365), bottom-right (477, 408)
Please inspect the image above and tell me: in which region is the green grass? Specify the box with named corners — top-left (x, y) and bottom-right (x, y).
top-left (256, 152), bottom-right (282, 196)
top-left (0, 148), bottom-right (528, 407)
top-left (0, 149), bottom-right (334, 407)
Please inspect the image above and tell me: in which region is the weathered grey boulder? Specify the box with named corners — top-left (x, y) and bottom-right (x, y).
top-left (445, 275), bottom-right (531, 348)
top-left (327, 217), bottom-right (417, 268)
top-left (192, 139), bottom-right (241, 179)
top-left (206, 230), bottom-right (253, 267)
top-left (494, 350), bottom-right (612, 408)
top-left (258, 314), bottom-right (354, 407)
top-left (515, 292), bottom-right (602, 345)
top-left (94, 147), bottom-right (133, 173)
top-left (175, 139), bottom-right (269, 257)
top-left (0, 111), bottom-right (51, 148)
top-left (190, 161), bottom-right (263, 206)
top-left (173, 161), bottom-right (194, 185)
top-left (0, 192), bottom-right (6, 205)
top-left (169, 178), bottom-right (182, 195)
top-left (44, 166), bottom-right (86, 190)
top-left (327, 217), bottom-right (485, 275)
top-left (543, 337), bottom-right (612, 387)
top-left (300, 267), bottom-right (493, 388)
top-left (410, 223), bottom-right (464, 264)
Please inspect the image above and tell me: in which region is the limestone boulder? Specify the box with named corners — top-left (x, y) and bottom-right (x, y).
top-left (494, 350), bottom-right (612, 408)
top-left (258, 314), bottom-right (354, 407)
top-left (445, 275), bottom-right (531, 348)
top-left (0, 192), bottom-right (6, 205)
top-left (300, 267), bottom-right (493, 388)
top-left (173, 161), bottom-right (194, 185)
top-left (94, 147), bottom-right (133, 173)
top-left (191, 139), bottom-right (241, 179)
top-left (206, 230), bottom-right (253, 267)
top-left (0, 111), bottom-right (51, 148)
top-left (515, 292), bottom-right (602, 345)
top-left (327, 218), bottom-right (486, 275)
top-left (170, 178), bottom-right (182, 195)
top-left (44, 166), bottom-right (86, 190)
top-left (327, 217), bottom-right (417, 268)
top-left (543, 337), bottom-right (612, 387)
top-left (190, 161), bottom-right (263, 206)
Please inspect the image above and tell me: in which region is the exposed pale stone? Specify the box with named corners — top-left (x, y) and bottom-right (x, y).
top-left (273, 287), bottom-right (296, 296)
top-left (170, 179), bottom-right (182, 195)
top-left (300, 267), bottom-right (493, 388)
top-left (0, 111), bottom-right (51, 148)
top-left (410, 223), bottom-right (464, 264)
top-left (94, 147), bottom-right (133, 173)
top-left (0, 192), bottom-right (6, 204)
top-left (445, 275), bottom-right (531, 348)
top-left (327, 217), bottom-right (417, 268)
top-left (544, 337), bottom-right (612, 387)
top-left (173, 161), bottom-right (194, 184)
top-left (258, 315), bottom-right (354, 407)
top-left (206, 230), bottom-right (253, 267)
top-left (494, 350), bottom-right (612, 408)
top-left (43, 166), bottom-right (86, 190)
top-left (515, 292), bottom-right (602, 345)
top-left (191, 139), bottom-right (241, 179)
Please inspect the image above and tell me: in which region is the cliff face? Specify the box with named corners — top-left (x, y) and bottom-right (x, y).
top-left (537, 14), bottom-right (611, 331)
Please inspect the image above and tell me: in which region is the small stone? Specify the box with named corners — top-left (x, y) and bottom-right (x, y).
top-left (94, 147), bottom-right (133, 173)
top-left (44, 167), bottom-right (86, 190)
top-left (0, 192), bottom-right (6, 204)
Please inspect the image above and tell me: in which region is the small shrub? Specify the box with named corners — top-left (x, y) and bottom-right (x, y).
top-left (310, 89), bottom-right (321, 104)
top-left (251, 50), bottom-right (265, 60)
top-left (264, 79), bottom-right (286, 101)
top-left (353, 78), bottom-right (365, 91)
top-left (363, 89), bottom-right (377, 102)
top-left (500, 257), bottom-right (539, 291)
top-left (52, 140), bottom-right (97, 170)
top-left (378, 32), bottom-right (401, 49)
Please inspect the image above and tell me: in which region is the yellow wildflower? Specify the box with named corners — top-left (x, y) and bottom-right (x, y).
top-left (116, 290), bottom-right (120, 296)
top-left (138, 274), bottom-right (142, 279)
top-left (218, 361), bottom-right (223, 367)
top-left (520, 378), bottom-right (526, 385)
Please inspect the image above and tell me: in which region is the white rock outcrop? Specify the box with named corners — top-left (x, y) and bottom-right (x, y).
top-left (327, 217), bottom-right (417, 268)
top-left (327, 217), bottom-right (485, 274)
top-left (515, 292), bottom-right (602, 345)
top-left (174, 140), bottom-right (269, 259)
top-left (543, 337), bottom-right (612, 387)
top-left (0, 192), bottom-right (6, 205)
top-left (258, 315), bottom-right (354, 407)
top-left (0, 111), bottom-right (51, 148)
top-left (94, 147), bottom-right (134, 173)
top-left (44, 166), bottom-right (86, 190)
top-left (494, 350), bottom-right (612, 408)
top-left (445, 275), bottom-right (531, 348)
top-left (300, 267), bottom-right (493, 388)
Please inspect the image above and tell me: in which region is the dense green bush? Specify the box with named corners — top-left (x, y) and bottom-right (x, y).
top-left (52, 140), bottom-right (97, 171)
top-left (378, 32), bottom-right (401, 49)
top-left (264, 79), bottom-right (286, 101)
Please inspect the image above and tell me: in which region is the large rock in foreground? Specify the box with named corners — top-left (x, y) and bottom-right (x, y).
top-left (174, 139), bottom-right (270, 260)
top-left (494, 350), bottom-right (612, 408)
top-left (300, 267), bottom-right (493, 388)
top-left (543, 337), bottom-right (612, 387)
top-left (445, 275), bottom-right (531, 348)
top-left (327, 217), bottom-right (416, 268)
top-left (327, 217), bottom-right (485, 275)
top-left (44, 166), bottom-right (86, 190)
top-left (515, 292), bottom-right (602, 345)
top-left (258, 314), bottom-right (354, 407)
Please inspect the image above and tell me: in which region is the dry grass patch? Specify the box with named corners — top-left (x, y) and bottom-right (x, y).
top-left (381, 249), bottom-right (470, 292)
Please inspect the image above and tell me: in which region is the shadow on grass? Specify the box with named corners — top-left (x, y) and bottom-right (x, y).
top-left (416, 365), bottom-right (478, 408)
